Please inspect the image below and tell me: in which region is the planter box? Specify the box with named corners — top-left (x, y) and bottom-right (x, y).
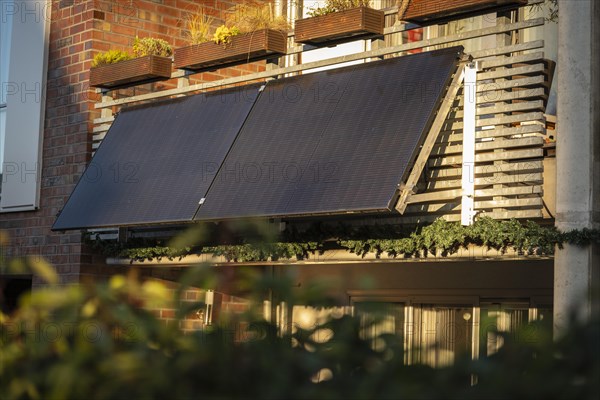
top-left (402, 0), bottom-right (528, 24)
top-left (89, 55), bottom-right (172, 89)
top-left (174, 29), bottom-right (287, 72)
top-left (295, 7), bottom-right (384, 46)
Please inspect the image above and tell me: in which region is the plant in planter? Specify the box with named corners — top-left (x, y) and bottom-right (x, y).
top-left (294, 0), bottom-right (384, 46)
top-left (174, 3), bottom-right (288, 72)
top-left (89, 37), bottom-right (173, 90)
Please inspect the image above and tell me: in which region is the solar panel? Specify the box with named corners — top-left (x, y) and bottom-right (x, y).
top-left (195, 47), bottom-right (462, 220)
top-left (52, 85), bottom-right (260, 230)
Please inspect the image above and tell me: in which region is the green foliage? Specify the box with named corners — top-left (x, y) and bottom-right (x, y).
top-left (1, 266), bottom-right (598, 399)
top-left (225, 3), bottom-right (290, 33)
top-left (183, 12), bottom-right (214, 44)
top-left (204, 242), bottom-right (319, 262)
top-left (91, 37), bottom-right (172, 68)
top-left (213, 25), bottom-right (241, 45)
top-left (308, 0), bottom-right (371, 18)
top-left (132, 36), bottom-right (173, 57)
top-left (91, 49), bottom-right (132, 68)
top-left (88, 218), bottom-right (600, 262)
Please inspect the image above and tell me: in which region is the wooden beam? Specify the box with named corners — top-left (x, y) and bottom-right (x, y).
top-left (445, 111), bottom-right (545, 130)
top-left (405, 197), bottom-right (543, 214)
top-left (447, 99), bottom-right (545, 120)
top-left (478, 63), bottom-right (546, 81)
top-left (394, 60), bottom-right (467, 214)
top-left (394, 208), bottom-right (543, 224)
top-left (479, 51), bottom-right (545, 69)
top-left (431, 136), bottom-right (544, 156)
top-left (429, 148), bottom-right (543, 167)
top-left (476, 76), bottom-right (546, 93)
top-left (469, 40), bottom-right (544, 59)
top-left (427, 160), bottom-right (544, 179)
top-left (437, 124), bottom-right (545, 142)
top-left (407, 185), bottom-right (543, 204)
top-left (426, 172), bottom-right (543, 190)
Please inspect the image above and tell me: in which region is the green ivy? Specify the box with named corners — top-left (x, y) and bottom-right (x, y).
top-left (88, 218), bottom-right (600, 262)
top-left (204, 242), bottom-right (319, 262)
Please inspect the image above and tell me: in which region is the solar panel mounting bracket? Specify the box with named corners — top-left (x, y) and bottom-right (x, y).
top-left (395, 53), bottom-right (471, 214)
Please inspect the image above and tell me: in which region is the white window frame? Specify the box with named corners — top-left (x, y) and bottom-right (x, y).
top-left (0, 0), bottom-right (51, 213)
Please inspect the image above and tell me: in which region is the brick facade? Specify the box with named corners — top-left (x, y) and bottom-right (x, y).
top-left (0, 0), bottom-right (268, 286)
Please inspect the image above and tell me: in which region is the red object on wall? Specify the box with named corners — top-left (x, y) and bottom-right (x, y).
top-left (407, 28), bottom-right (423, 54)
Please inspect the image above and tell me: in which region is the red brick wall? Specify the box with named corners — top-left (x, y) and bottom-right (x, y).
top-left (0, 0), bottom-right (269, 286)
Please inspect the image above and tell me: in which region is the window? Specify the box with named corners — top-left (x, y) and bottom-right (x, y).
top-left (0, 0), bottom-right (50, 212)
top-left (344, 296), bottom-right (552, 368)
top-left (411, 304), bottom-right (475, 367)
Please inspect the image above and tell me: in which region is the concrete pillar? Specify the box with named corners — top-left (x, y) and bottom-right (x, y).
top-left (554, 0), bottom-right (600, 337)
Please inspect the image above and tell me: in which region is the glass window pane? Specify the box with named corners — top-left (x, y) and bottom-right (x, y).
top-left (480, 303), bottom-right (529, 356)
top-left (413, 305), bottom-right (473, 367)
top-left (355, 302), bottom-right (405, 352)
top-left (1, 11), bottom-right (13, 178)
top-left (0, 107), bottom-right (5, 177)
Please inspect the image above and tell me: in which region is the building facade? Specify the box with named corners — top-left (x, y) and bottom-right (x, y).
top-left (1, 0), bottom-right (597, 363)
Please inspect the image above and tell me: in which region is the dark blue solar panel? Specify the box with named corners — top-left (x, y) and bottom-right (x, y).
top-left (52, 85), bottom-right (260, 230)
top-left (195, 47), bottom-right (462, 220)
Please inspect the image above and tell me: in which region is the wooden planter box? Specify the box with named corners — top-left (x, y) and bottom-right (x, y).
top-left (89, 55), bottom-right (172, 89)
top-left (402, 0), bottom-right (528, 24)
top-left (294, 7), bottom-right (384, 46)
top-left (174, 29), bottom-right (287, 72)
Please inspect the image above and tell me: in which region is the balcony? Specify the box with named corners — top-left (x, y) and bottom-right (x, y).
top-left (65, 1), bottom-right (556, 264)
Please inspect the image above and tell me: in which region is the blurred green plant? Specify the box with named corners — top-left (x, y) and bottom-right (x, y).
top-left (91, 49), bottom-right (132, 68)
top-left (182, 11), bottom-right (215, 44)
top-left (225, 2), bottom-right (290, 33)
top-left (132, 36), bottom-right (173, 57)
top-left (91, 37), bottom-right (172, 69)
top-left (308, 0), bottom-right (372, 18)
top-left (1, 229), bottom-right (599, 399)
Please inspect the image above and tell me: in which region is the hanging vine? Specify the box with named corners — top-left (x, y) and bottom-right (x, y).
top-left (87, 217), bottom-right (600, 262)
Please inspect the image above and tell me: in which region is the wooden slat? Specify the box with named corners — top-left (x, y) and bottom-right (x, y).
top-left (478, 99), bottom-right (545, 115)
top-left (470, 40), bottom-right (544, 60)
top-left (477, 63), bottom-right (545, 81)
top-left (92, 133), bottom-right (107, 142)
top-left (407, 185), bottom-right (543, 204)
top-left (429, 148), bottom-right (543, 167)
top-left (453, 87), bottom-right (546, 107)
top-left (447, 100), bottom-right (545, 121)
top-left (427, 160), bottom-right (543, 179)
top-left (437, 124), bottom-right (545, 143)
top-left (475, 197), bottom-right (543, 209)
top-left (396, 208), bottom-right (543, 223)
top-left (93, 116), bottom-right (115, 124)
top-left (431, 136), bottom-right (544, 156)
top-left (475, 209), bottom-right (543, 220)
top-left (445, 111), bottom-right (544, 130)
top-left (404, 197), bottom-right (543, 214)
top-left (476, 75), bottom-right (546, 93)
top-left (479, 51), bottom-right (544, 69)
top-left (92, 124), bottom-right (112, 133)
top-left (426, 172), bottom-right (543, 190)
